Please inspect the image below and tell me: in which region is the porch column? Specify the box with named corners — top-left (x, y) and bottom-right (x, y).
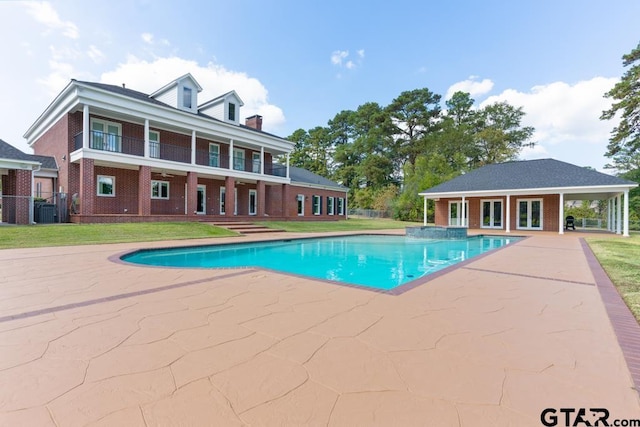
top-left (607, 198), bottom-right (612, 231)
top-left (423, 196), bottom-right (427, 226)
top-left (79, 158), bottom-right (94, 216)
top-left (461, 196), bottom-right (466, 227)
top-left (623, 190), bottom-right (630, 237)
top-left (558, 192), bottom-right (564, 235)
top-left (138, 166), bottom-right (151, 216)
top-left (83, 104), bottom-right (89, 149)
top-left (225, 176), bottom-right (236, 217)
top-left (616, 193), bottom-right (622, 234)
top-left (144, 119), bottom-right (150, 158)
top-left (257, 180), bottom-right (266, 216)
top-left (281, 183), bottom-right (290, 218)
top-left (286, 153), bottom-right (290, 179)
top-left (187, 172), bottom-right (198, 216)
top-left (191, 130), bottom-right (196, 165)
top-left (260, 147), bottom-right (264, 175)
top-left (229, 140), bottom-right (234, 170)
top-left (506, 195), bottom-right (511, 233)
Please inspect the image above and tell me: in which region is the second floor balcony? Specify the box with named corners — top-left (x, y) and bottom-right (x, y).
top-left (73, 131), bottom-right (288, 178)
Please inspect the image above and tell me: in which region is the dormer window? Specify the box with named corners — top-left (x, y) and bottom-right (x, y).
top-left (183, 87), bottom-right (192, 109)
top-left (228, 103), bottom-right (236, 121)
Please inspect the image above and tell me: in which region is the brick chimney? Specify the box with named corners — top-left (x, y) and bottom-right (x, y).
top-left (245, 115), bottom-right (263, 131)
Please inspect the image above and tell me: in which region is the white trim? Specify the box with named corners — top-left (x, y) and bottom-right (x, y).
top-left (617, 194), bottom-right (622, 234)
top-left (312, 195), bottom-right (321, 215)
top-left (151, 180), bottom-right (169, 199)
top-left (233, 147), bottom-right (245, 171)
top-left (516, 198), bottom-right (543, 230)
top-left (558, 192), bottom-right (564, 235)
top-left (297, 194), bottom-right (305, 216)
top-left (480, 199), bottom-right (503, 229)
top-left (97, 175), bottom-right (115, 197)
top-left (448, 200), bottom-right (468, 227)
top-left (208, 143), bottom-right (220, 167)
top-left (90, 118), bottom-right (122, 152)
top-left (338, 197), bottom-right (345, 216)
top-left (420, 184), bottom-right (637, 199)
top-left (624, 190), bottom-right (630, 237)
top-left (149, 129), bottom-right (160, 158)
top-left (506, 195), bottom-right (511, 233)
top-left (327, 196), bottom-right (335, 216)
top-left (219, 187), bottom-right (226, 215)
top-left (196, 184), bottom-right (206, 214)
top-left (248, 189), bottom-right (257, 216)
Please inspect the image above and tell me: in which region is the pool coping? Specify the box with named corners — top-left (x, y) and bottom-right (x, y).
top-left (111, 233), bottom-right (528, 296)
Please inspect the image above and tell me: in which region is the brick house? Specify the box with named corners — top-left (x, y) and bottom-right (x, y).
top-left (23, 74), bottom-right (347, 223)
top-left (0, 139), bottom-right (57, 224)
top-left (419, 159), bottom-right (637, 236)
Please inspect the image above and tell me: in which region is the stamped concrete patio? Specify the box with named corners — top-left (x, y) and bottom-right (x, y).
top-left (0, 230), bottom-right (639, 426)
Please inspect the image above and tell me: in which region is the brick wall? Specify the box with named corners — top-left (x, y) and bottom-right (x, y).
top-left (269, 184), bottom-right (348, 219)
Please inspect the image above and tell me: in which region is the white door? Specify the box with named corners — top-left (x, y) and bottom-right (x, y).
top-left (448, 201), bottom-right (468, 226)
top-left (518, 199), bottom-right (542, 229)
top-left (249, 189), bottom-right (257, 215)
top-left (481, 200), bottom-right (503, 228)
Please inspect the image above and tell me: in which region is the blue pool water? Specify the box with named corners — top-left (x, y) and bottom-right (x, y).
top-left (121, 235), bottom-right (521, 290)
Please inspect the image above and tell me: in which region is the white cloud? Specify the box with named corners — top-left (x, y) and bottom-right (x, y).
top-left (24, 1), bottom-right (78, 39)
top-left (87, 45), bottom-right (105, 63)
top-left (141, 33), bottom-right (154, 44)
top-left (331, 50), bottom-right (349, 66)
top-left (346, 60), bottom-right (355, 70)
top-left (445, 76), bottom-right (494, 100)
top-left (100, 56), bottom-right (286, 131)
top-left (479, 77), bottom-right (618, 169)
top-left (357, 49), bottom-right (365, 59)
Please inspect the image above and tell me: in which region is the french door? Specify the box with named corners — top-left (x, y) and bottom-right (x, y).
top-left (448, 201), bottom-right (468, 227)
top-left (196, 185), bottom-right (206, 214)
top-left (517, 199), bottom-right (542, 230)
top-left (249, 189), bottom-right (257, 215)
top-left (481, 200), bottom-right (503, 229)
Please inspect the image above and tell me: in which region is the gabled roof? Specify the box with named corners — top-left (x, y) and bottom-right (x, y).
top-left (149, 73), bottom-right (203, 98)
top-left (420, 159), bottom-right (637, 196)
top-left (198, 90), bottom-right (244, 109)
top-left (0, 139), bottom-right (57, 169)
top-left (289, 166), bottom-right (348, 191)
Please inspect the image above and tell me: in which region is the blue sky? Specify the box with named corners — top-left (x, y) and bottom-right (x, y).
top-left (1, 0), bottom-right (639, 171)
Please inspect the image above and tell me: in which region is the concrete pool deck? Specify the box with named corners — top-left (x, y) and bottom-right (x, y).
top-left (0, 230), bottom-right (639, 426)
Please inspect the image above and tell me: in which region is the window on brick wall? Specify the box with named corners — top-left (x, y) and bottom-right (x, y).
top-left (151, 181), bottom-right (169, 199)
top-left (337, 197), bottom-right (345, 215)
top-left (97, 175), bottom-right (115, 197)
top-left (312, 195), bottom-right (322, 215)
top-left (327, 197), bottom-right (334, 215)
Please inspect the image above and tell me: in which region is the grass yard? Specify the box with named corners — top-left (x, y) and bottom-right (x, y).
top-left (0, 222), bottom-right (237, 249)
top-left (587, 233), bottom-right (640, 322)
top-left (257, 218), bottom-right (421, 232)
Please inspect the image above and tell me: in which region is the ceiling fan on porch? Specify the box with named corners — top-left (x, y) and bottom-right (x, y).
top-left (153, 170), bottom-right (175, 178)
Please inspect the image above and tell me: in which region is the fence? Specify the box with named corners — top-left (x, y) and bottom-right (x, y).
top-left (0, 193), bottom-right (69, 225)
top-left (348, 208), bottom-right (392, 219)
top-left (572, 217), bottom-right (640, 231)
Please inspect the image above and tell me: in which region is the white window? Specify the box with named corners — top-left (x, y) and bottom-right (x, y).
top-left (233, 148), bottom-right (245, 171)
top-left (209, 143), bottom-right (220, 167)
top-left (90, 119), bottom-right (121, 152)
top-left (220, 187), bottom-right (226, 214)
top-left (448, 200), bottom-right (468, 227)
top-left (327, 197), bottom-right (334, 215)
top-left (312, 195), bottom-right (322, 215)
top-left (151, 180), bottom-right (169, 199)
top-left (183, 87), bottom-right (192, 109)
top-left (481, 199), bottom-right (503, 229)
top-left (149, 130), bottom-right (160, 158)
top-left (517, 198), bottom-right (543, 230)
top-left (249, 189), bottom-right (257, 215)
top-left (337, 198), bottom-right (345, 215)
top-left (252, 152), bottom-right (261, 173)
top-left (297, 194), bottom-right (305, 216)
top-left (97, 175), bottom-right (115, 197)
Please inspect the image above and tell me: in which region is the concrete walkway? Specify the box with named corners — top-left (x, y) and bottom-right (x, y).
top-left (0, 231), bottom-right (638, 426)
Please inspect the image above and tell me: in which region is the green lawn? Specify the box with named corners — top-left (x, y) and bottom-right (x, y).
top-left (587, 233), bottom-right (640, 322)
top-left (0, 222), bottom-right (237, 249)
top-left (257, 218), bottom-right (422, 232)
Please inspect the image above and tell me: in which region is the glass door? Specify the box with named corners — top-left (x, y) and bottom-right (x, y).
top-left (448, 201), bottom-right (468, 226)
top-left (518, 199), bottom-right (542, 229)
top-left (481, 200), bottom-right (503, 228)
top-left (196, 185), bottom-right (206, 214)
top-left (249, 189), bottom-right (257, 215)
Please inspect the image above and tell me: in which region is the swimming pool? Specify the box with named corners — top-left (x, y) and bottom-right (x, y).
top-left (121, 234), bottom-right (521, 291)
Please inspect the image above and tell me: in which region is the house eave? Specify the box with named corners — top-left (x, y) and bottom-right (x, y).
top-left (419, 183), bottom-right (639, 199)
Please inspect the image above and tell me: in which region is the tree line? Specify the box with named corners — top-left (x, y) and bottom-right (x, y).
top-left (287, 89), bottom-right (535, 220)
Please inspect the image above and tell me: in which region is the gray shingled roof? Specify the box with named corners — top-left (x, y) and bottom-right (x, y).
top-left (420, 159), bottom-right (636, 194)
top-left (76, 80), bottom-right (284, 140)
top-left (0, 139), bottom-right (57, 169)
top-left (289, 166), bottom-right (347, 191)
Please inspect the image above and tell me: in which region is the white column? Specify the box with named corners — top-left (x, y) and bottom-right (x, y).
top-left (616, 194), bottom-right (622, 234)
top-left (624, 190), bottom-right (630, 237)
top-left (229, 139), bottom-right (234, 170)
top-left (82, 105), bottom-right (89, 149)
top-left (144, 119), bottom-right (150, 158)
top-left (607, 198), bottom-right (612, 231)
top-left (461, 196), bottom-right (466, 227)
top-left (260, 147), bottom-right (264, 175)
top-left (423, 197), bottom-right (427, 226)
top-left (558, 192), bottom-right (564, 235)
top-left (191, 130), bottom-right (196, 165)
top-left (506, 195), bottom-right (511, 233)
top-left (286, 153), bottom-right (290, 179)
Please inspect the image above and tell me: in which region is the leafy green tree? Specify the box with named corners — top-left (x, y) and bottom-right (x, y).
top-left (287, 127), bottom-right (332, 177)
top-left (386, 88), bottom-right (442, 167)
top-left (601, 42), bottom-right (640, 172)
top-left (470, 102), bottom-right (535, 167)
